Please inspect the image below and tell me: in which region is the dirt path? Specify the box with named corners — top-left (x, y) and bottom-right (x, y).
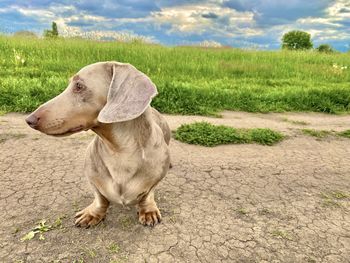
top-left (1, 112), bottom-right (350, 263)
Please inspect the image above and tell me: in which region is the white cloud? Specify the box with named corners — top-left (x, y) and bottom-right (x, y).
top-left (1, 4), bottom-right (156, 43)
top-left (1, 0), bottom-right (349, 50)
top-left (327, 0), bottom-right (350, 17)
top-left (150, 3), bottom-right (261, 37)
top-left (297, 17), bottom-right (343, 27)
top-left (59, 24), bottom-right (157, 43)
top-left (17, 7), bottom-right (55, 21)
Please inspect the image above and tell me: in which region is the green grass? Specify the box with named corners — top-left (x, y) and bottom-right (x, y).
top-left (174, 122), bottom-right (284, 146)
top-left (338, 130), bottom-right (350, 138)
top-left (301, 129), bottom-right (332, 138)
top-left (271, 229), bottom-right (293, 240)
top-left (320, 190), bottom-right (349, 208)
top-left (108, 243), bottom-right (120, 254)
top-left (1, 35), bottom-right (350, 115)
top-left (0, 133), bottom-right (26, 143)
top-left (281, 118), bottom-right (309, 125)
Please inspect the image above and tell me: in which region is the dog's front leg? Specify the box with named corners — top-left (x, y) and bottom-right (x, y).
top-left (137, 190), bottom-right (161, 226)
top-left (75, 184), bottom-right (109, 228)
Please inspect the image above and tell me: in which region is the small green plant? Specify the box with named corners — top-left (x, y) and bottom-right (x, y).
top-left (321, 198), bottom-right (340, 208)
top-left (72, 200), bottom-right (80, 212)
top-left (20, 216), bottom-right (65, 241)
top-left (109, 243), bottom-right (120, 254)
top-left (271, 229), bottom-right (292, 240)
top-left (21, 220), bottom-right (52, 241)
top-left (281, 118), bottom-right (309, 125)
top-left (174, 122), bottom-right (284, 147)
top-left (301, 129), bottom-right (331, 138)
top-left (320, 191), bottom-right (348, 208)
top-left (12, 227), bottom-right (20, 234)
top-left (331, 191), bottom-right (348, 199)
top-left (85, 248), bottom-right (97, 258)
top-left (52, 215), bottom-right (66, 228)
top-left (338, 130), bottom-right (350, 138)
top-left (119, 216), bottom-right (133, 230)
top-left (236, 208), bottom-right (248, 215)
top-left (324, 191), bottom-right (349, 200)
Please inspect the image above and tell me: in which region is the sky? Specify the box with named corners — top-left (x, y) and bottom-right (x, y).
top-left (0, 0), bottom-right (349, 51)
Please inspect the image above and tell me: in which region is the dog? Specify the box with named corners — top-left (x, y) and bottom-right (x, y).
top-left (25, 61), bottom-right (171, 227)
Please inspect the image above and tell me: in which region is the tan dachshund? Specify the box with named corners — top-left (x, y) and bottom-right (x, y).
top-left (25, 62), bottom-right (171, 227)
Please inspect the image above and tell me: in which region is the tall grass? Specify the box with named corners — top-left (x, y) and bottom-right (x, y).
top-left (1, 35), bottom-right (349, 114)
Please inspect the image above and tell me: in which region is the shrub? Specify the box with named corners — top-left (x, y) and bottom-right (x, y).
top-left (316, 44), bottom-right (334, 53)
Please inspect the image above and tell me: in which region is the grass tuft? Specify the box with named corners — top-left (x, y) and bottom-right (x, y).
top-left (281, 118), bottom-right (309, 125)
top-left (338, 130), bottom-right (350, 138)
top-left (301, 129), bottom-right (331, 138)
top-left (271, 229), bottom-right (293, 240)
top-left (174, 122), bottom-right (284, 147)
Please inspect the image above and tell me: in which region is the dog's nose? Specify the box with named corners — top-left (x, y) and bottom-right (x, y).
top-left (25, 114), bottom-right (40, 129)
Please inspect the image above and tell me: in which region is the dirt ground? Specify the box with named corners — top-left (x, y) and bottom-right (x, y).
top-left (1, 112), bottom-right (350, 263)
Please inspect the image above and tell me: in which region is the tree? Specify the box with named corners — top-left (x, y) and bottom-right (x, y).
top-left (51, 22), bottom-right (58, 37)
top-left (282, 30), bottom-right (313, 50)
top-left (316, 44), bottom-right (334, 53)
top-left (44, 22), bottom-right (59, 38)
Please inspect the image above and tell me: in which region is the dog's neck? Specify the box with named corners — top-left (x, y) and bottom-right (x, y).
top-left (92, 109), bottom-right (152, 152)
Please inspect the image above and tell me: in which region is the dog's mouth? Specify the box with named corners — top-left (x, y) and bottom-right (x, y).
top-left (48, 125), bottom-right (86, 137)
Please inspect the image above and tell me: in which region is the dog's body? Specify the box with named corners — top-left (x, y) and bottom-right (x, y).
top-left (26, 62), bottom-right (170, 227)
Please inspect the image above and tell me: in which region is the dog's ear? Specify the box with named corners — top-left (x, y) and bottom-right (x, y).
top-left (98, 62), bottom-right (157, 123)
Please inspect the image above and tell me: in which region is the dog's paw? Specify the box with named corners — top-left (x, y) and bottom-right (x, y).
top-left (138, 207), bottom-right (162, 227)
top-left (74, 206), bottom-right (105, 228)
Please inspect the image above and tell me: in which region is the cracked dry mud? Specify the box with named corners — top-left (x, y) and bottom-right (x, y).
top-left (1, 112), bottom-right (350, 263)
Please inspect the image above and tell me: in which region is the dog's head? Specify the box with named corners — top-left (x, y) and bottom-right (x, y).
top-left (25, 62), bottom-right (157, 136)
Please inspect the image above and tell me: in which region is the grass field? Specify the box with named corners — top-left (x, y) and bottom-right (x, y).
top-left (1, 35), bottom-right (350, 115)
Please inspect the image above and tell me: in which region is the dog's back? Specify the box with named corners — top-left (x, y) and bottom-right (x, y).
top-left (151, 108), bottom-right (171, 145)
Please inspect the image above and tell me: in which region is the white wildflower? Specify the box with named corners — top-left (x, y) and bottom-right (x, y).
top-left (13, 49), bottom-right (26, 67)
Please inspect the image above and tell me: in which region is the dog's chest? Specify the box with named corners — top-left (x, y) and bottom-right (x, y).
top-left (99, 152), bottom-right (155, 206)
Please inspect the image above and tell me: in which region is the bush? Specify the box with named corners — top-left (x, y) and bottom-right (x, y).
top-left (316, 44), bottom-right (334, 53)
top-left (282, 30), bottom-right (313, 50)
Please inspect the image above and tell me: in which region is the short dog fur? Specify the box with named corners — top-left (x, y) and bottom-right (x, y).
top-left (26, 61), bottom-right (171, 227)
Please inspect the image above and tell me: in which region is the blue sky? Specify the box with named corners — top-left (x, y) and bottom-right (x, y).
top-left (0, 0), bottom-right (349, 51)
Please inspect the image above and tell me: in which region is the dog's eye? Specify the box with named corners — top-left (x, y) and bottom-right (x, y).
top-left (73, 83), bottom-right (85, 93)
